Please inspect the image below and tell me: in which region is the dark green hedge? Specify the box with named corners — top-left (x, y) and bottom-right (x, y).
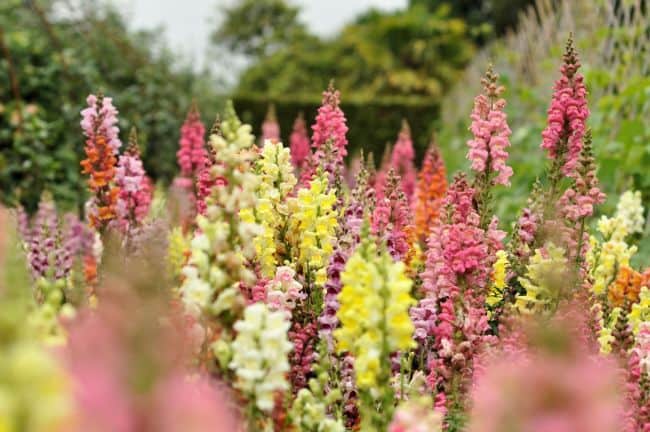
top-left (233, 93), bottom-right (439, 165)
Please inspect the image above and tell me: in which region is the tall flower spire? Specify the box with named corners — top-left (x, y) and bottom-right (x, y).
top-left (176, 102), bottom-right (207, 178)
top-left (390, 120), bottom-right (417, 202)
top-left (414, 135), bottom-right (447, 242)
top-left (541, 35), bottom-right (589, 178)
top-left (311, 81), bottom-right (349, 160)
top-left (114, 128), bottom-right (152, 235)
top-left (80, 93), bottom-right (121, 230)
top-left (289, 112), bottom-right (310, 170)
top-left (467, 65), bottom-right (512, 186)
top-left (261, 103), bottom-right (280, 142)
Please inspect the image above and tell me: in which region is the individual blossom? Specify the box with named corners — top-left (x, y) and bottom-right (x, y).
top-left (114, 128), bottom-right (152, 235)
top-left (413, 139), bottom-right (447, 242)
top-left (608, 265), bottom-right (643, 308)
top-left (261, 104), bottom-right (280, 142)
top-left (265, 266), bottom-right (305, 316)
top-left (389, 397), bottom-right (444, 432)
top-left (486, 249), bottom-right (509, 314)
top-left (230, 302), bottom-right (293, 413)
top-left (516, 242), bottom-right (569, 314)
top-left (540, 35), bottom-right (589, 178)
top-left (390, 120), bottom-right (417, 202)
top-left (629, 286), bottom-right (650, 334)
top-left (287, 174), bottom-right (338, 286)
top-left (467, 65), bottom-right (513, 187)
top-left (290, 112), bottom-right (311, 170)
top-left (335, 234), bottom-right (415, 396)
top-left (80, 93), bottom-right (121, 230)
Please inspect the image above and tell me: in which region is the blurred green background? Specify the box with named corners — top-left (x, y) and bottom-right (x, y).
top-left (2, 0), bottom-right (649, 250)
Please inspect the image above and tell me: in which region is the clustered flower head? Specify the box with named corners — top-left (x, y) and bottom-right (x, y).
top-left (240, 140), bottom-right (297, 277)
top-left (261, 104), bottom-right (280, 142)
top-left (176, 102), bottom-right (207, 178)
top-left (289, 112), bottom-right (311, 170)
top-left (230, 302), bottom-right (293, 412)
top-left (414, 141), bottom-right (447, 241)
top-left (311, 82), bottom-right (349, 161)
top-left (372, 169), bottom-right (413, 261)
top-left (80, 93), bottom-right (121, 229)
top-left (288, 174), bottom-right (338, 285)
top-left (114, 128), bottom-right (152, 234)
top-left (541, 35), bottom-right (589, 177)
top-left (389, 120), bottom-right (417, 201)
top-left (467, 65), bottom-right (513, 186)
top-left (335, 235), bottom-right (415, 391)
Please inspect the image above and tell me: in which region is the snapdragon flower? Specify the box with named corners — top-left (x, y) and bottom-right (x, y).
top-left (230, 302), bottom-right (293, 412)
top-left (261, 104), bottom-right (280, 142)
top-left (290, 112), bottom-right (311, 170)
top-left (390, 120), bottom-right (417, 201)
top-left (516, 242), bottom-right (568, 314)
top-left (413, 141), bottom-right (447, 242)
top-left (80, 93), bottom-right (121, 230)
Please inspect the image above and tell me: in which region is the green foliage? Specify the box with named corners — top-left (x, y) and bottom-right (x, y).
top-left (229, 3), bottom-right (475, 101)
top-left (233, 93), bottom-right (438, 163)
top-left (213, 0), bottom-right (307, 57)
top-left (0, 0), bottom-right (222, 212)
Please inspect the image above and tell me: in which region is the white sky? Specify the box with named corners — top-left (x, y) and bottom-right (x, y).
top-left (114, 0), bottom-right (407, 72)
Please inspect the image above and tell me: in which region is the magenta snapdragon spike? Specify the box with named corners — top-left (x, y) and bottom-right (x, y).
top-left (419, 175), bottom-right (501, 412)
top-left (289, 321), bottom-right (317, 393)
top-left (311, 82), bottom-right (349, 160)
top-left (27, 196), bottom-right (60, 280)
top-left (371, 169), bottom-right (412, 261)
top-left (80, 94), bottom-right (122, 155)
top-left (261, 104), bottom-right (280, 142)
top-left (176, 104), bottom-right (207, 178)
top-left (289, 112), bottom-right (310, 169)
top-left (114, 129), bottom-right (152, 234)
top-left (390, 120), bottom-right (417, 201)
top-left (467, 66), bottom-right (513, 186)
top-left (541, 36), bottom-right (589, 178)
top-left (59, 212), bottom-right (85, 279)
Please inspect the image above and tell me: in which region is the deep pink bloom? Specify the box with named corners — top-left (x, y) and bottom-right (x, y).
top-left (541, 37), bottom-right (589, 177)
top-left (467, 66), bottom-right (512, 186)
top-left (289, 321), bottom-right (317, 393)
top-left (289, 112), bottom-right (311, 169)
top-left (390, 121), bottom-right (417, 201)
top-left (176, 104), bottom-right (206, 178)
top-left (311, 83), bottom-right (349, 161)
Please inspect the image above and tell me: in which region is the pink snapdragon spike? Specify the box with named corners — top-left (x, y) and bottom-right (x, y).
top-left (467, 65), bottom-right (513, 186)
top-left (289, 112), bottom-right (311, 169)
top-left (371, 169), bottom-right (412, 261)
top-left (289, 321), bottom-right (317, 393)
top-left (114, 129), bottom-right (152, 234)
top-left (176, 103), bottom-right (206, 178)
top-left (419, 175), bottom-right (502, 413)
top-left (625, 323), bottom-right (650, 431)
top-left (261, 104), bottom-right (280, 142)
top-left (311, 82), bottom-right (349, 161)
top-left (541, 35), bottom-right (589, 178)
top-left (80, 94), bottom-right (122, 155)
top-left (390, 120), bottom-right (417, 201)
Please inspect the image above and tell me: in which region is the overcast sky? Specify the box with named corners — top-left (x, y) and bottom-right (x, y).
top-left (114, 0), bottom-right (407, 72)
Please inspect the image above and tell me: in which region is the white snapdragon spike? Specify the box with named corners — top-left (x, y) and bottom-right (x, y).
top-left (615, 190), bottom-right (645, 235)
top-left (229, 303), bottom-right (293, 412)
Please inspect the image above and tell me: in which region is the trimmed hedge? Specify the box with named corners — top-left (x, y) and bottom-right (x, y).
top-left (233, 93), bottom-right (439, 165)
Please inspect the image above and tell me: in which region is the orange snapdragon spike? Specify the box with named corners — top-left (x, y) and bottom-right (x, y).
top-left (414, 142), bottom-right (447, 242)
top-left (608, 265), bottom-right (643, 307)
